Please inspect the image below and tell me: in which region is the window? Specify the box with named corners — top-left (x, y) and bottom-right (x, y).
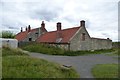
top-left (82, 33), bottom-right (85, 41)
top-left (29, 38), bottom-right (32, 41)
top-left (35, 33), bottom-right (38, 37)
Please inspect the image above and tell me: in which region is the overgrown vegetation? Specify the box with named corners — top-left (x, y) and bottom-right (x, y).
top-left (21, 42), bottom-right (115, 56)
top-left (2, 47), bottom-right (79, 78)
top-left (0, 31), bottom-right (15, 38)
top-left (2, 46), bottom-right (28, 57)
top-left (92, 64), bottom-right (118, 78)
top-left (21, 43), bottom-right (65, 55)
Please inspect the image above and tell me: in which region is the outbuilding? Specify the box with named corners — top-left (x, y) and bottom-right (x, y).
top-left (0, 38), bottom-right (18, 48)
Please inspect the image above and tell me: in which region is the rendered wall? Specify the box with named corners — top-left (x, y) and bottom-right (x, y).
top-left (1, 38), bottom-right (18, 48)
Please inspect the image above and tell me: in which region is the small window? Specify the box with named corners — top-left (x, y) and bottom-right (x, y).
top-left (35, 33), bottom-right (39, 37)
top-left (82, 33), bottom-right (85, 41)
top-left (29, 38), bottom-right (32, 41)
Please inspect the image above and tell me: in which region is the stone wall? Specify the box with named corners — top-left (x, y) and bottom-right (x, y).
top-left (48, 43), bottom-right (70, 50)
top-left (91, 38), bottom-right (112, 50)
top-left (70, 26), bottom-right (91, 51)
top-left (23, 28), bottom-right (39, 42)
top-left (70, 26), bottom-right (112, 51)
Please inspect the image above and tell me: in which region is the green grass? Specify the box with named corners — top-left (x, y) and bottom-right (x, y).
top-left (2, 46), bottom-right (28, 57)
top-left (2, 47), bottom-right (79, 78)
top-left (92, 64), bottom-right (118, 78)
top-left (105, 48), bottom-right (119, 56)
top-left (21, 43), bottom-right (115, 56)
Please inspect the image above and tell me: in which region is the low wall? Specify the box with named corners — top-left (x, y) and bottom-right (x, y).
top-left (0, 38), bottom-right (18, 48)
top-left (91, 38), bottom-right (112, 50)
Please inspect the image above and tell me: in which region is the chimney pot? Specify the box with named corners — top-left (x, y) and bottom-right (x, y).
top-left (41, 21), bottom-right (45, 28)
top-left (28, 25), bottom-right (31, 32)
top-left (21, 27), bottom-right (23, 32)
top-left (57, 22), bottom-right (61, 31)
top-left (80, 20), bottom-right (85, 27)
top-left (26, 27), bottom-right (28, 31)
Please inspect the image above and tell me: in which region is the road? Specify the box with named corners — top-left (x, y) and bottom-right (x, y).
top-left (24, 51), bottom-right (118, 78)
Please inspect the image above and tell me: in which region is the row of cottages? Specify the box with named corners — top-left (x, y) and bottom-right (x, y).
top-left (15, 20), bottom-right (112, 51)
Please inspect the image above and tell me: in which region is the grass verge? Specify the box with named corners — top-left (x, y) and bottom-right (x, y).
top-left (2, 47), bottom-right (79, 78)
top-left (21, 43), bottom-right (115, 56)
top-left (92, 64), bottom-right (118, 78)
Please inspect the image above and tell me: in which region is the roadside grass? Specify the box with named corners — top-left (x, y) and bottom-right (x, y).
top-left (2, 47), bottom-right (79, 78)
top-left (105, 48), bottom-right (119, 56)
top-left (92, 64), bottom-right (118, 78)
top-left (21, 43), bottom-right (115, 56)
top-left (2, 46), bottom-right (28, 57)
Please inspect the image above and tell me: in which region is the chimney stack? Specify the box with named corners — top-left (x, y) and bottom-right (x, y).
top-left (28, 25), bottom-right (31, 32)
top-left (80, 20), bottom-right (85, 27)
top-left (26, 27), bottom-right (28, 31)
top-left (57, 22), bottom-right (61, 31)
top-left (41, 21), bottom-right (45, 28)
top-left (21, 27), bottom-right (23, 32)
top-left (56, 22), bottom-right (62, 41)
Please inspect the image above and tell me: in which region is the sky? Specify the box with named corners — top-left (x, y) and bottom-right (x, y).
top-left (0, 0), bottom-right (119, 42)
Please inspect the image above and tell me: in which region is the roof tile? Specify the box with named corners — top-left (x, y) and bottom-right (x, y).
top-left (36, 27), bottom-right (80, 43)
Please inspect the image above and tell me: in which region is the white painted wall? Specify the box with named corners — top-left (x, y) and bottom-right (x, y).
top-left (0, 38), bottom-right (18, 48)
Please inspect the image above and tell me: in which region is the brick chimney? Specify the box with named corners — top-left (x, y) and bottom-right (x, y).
top-left (41, 21), bottom-right (45, 28)
top-left (28, 25), bottom-right (31, 32)
top-left (80, 20), bottom-right (85, 27)
top-left (57, 22), bottom-right (61, 31)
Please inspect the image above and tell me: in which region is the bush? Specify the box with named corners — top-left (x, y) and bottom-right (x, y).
top-left (1, 31), bottom-right (15, 38)
top-left (21, 43), bottom-right (64, 55)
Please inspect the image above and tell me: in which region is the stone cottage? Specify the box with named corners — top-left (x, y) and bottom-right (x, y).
top-left (15, 20), bottom-right (112, 51)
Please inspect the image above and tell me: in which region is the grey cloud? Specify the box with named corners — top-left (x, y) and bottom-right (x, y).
top-left (102, 33), bottom-right (110, 37)
top-left (30, 7), bottom-right (62, 21)
top-left (63, 16), bottom-right (77, 23)
top-left (0, 0), bottom-right (118, 41)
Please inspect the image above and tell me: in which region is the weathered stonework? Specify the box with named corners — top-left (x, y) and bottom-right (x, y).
top-left (70, 26), bottom-right (91, 51)
top-left (69, 26), bottom-right (112, 51)
top-left (23, 28), bottom-right (40, 42)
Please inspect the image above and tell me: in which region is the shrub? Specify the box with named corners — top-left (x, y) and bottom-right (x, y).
top-left (1, 31), bottom-right (15, 38)
top-left (21, 43), bottom-right (64, 55)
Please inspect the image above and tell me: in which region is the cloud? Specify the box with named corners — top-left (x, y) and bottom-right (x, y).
top-left (0, 0), bottom-right (119, 41)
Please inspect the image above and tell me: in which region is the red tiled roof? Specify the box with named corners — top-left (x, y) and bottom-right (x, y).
top-left (15, 28), bottom-right (37, 41)
top-left (36, 27), bottom-right (80, 43)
